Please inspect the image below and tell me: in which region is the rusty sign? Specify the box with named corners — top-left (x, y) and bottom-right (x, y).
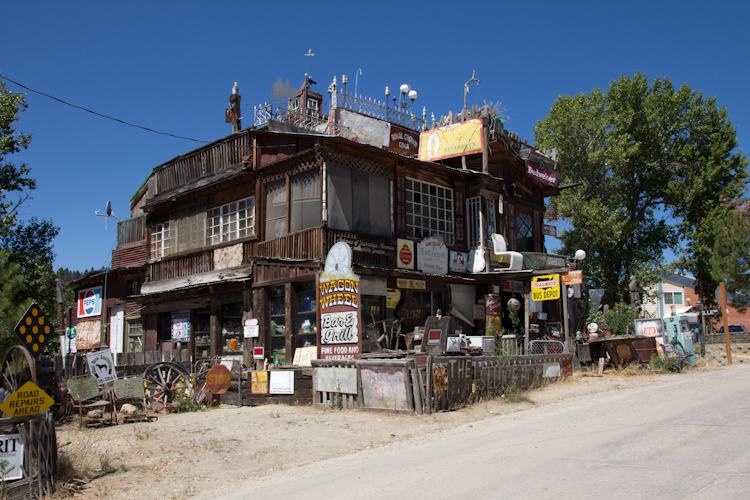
top-left (397, 296), bottom-right (426, 330)
top-left (206, 365), bottom-right (232, 394)
top-left (387, 124), bottom-right (420, 156)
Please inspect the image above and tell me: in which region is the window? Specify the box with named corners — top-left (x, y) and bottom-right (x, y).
top-left (664, 292), bottom-right (683, 306)
top-left (327, 163), bottom-right (390, 236)
top-left (126, 317), bottom-right (143, 353)
top-left (467, 197), bottom-right (481, 248)
top-left (208, 197), bottom-right (255, 245)
top-left (150, 222), bottom-right (170, 258)
top-left (291, 97), bottom-right (300, 111)
top-left (487, 199), bottom-right (497, 236)
top-left (265, 169), bottom-right (321, 239)
top-left (306, 99), bottom-right (319, 115)
top-left (405, 178), bottom-right (454, 244)
top-left (515, 211), bottom-right (533, 252)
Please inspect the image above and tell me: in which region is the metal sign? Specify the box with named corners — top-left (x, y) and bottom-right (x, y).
top-left (0, 381), bottom-right (54, 418)
top-left (531, 274), bottom-right (560, 301)
top-left (0, 434), bottom-right (24, 480)
top-left (206, 365), bottom-right (232, 394)
top-left (253, 346), bottom-right (265, 360)
top-left (14, 303), bottom-right (53, 355)
top-left (86, 349), bottom-right (118, 385)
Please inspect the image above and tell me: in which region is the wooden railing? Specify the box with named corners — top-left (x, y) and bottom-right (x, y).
top-left (255, 227), bottom-right (323, 260)
top-left (149, 134), bottom-right (251, 197)
top-left (116, 216), bottom-right (146, 247)
top-left (149, 249), bottom-right (214, 282)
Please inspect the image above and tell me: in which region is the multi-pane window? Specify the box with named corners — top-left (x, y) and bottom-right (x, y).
top-left (207, 197), bottom-right (255, 245)
top-left (150, 222), bottom-right (170, 258)
top-left (405, 178), bottom-right (454, 244)
top-left (664, 292), bottom-right (683, 306)
top-left (127, 317), bottom-right (143, 353)
top-left (265, 169), bottom-right (321, 239)
top-left (466, 197), bottom-right (498, 249)
top-left (515, 211), bottom-right (533, 252)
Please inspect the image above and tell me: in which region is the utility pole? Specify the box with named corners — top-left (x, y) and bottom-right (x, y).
top-left (719, 281), bottom-right (733, 365)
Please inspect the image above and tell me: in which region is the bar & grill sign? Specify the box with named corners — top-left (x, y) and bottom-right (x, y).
top-left (318, 242), bottom-right (361, 360)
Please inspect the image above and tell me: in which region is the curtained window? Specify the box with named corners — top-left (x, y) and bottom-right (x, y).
top-left (290, 168), bottom-right (320, 233)
top-left (265, 178), bottom-right (287, 239)
top-left (327, 163), bottom-right (390, 237)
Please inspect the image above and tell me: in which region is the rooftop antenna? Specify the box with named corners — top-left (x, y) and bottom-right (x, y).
top-left (304, 48), bottom-right (314, 74)
top-left (95, 200), bottom-right (122, 229)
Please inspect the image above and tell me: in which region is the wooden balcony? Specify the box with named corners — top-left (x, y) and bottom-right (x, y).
top-left (149, 249), bottom-right (215, 282)
top-left (116, 216), bottom-right (146, 247)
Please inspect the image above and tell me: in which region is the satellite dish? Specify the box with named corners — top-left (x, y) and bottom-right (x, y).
top-left (95, 200), bottom-right (122, 229)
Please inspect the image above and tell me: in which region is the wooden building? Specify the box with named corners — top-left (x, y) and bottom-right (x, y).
top-left (71, 77), bottom-right (574, 371)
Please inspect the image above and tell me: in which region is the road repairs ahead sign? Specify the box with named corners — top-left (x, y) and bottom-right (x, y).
top-left (0, 381), bottom-right (54, 418)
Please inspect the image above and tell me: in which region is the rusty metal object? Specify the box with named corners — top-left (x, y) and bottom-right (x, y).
top-left (143, 362), bottom-right (192, 405)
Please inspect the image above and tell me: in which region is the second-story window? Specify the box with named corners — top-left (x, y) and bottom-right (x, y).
top-left (207, 197), bottom-right (255, 245)
top-left (150, 222), bottom-right (170, 258)
top-left (515, 211), bottom-right (533, 252)
top-left (467, 197), bottom-right (481, 249)
top-left (265, 169), bottom-right (321, 239)
top-left (406, 178), bottom-right (454, 245)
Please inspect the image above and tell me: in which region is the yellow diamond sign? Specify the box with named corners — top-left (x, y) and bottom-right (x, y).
top-left (14, 303), bottom-right (52, 355)
top-left (0, 381), bottom-right (54, 417)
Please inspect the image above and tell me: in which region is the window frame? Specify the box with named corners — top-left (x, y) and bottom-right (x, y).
top-left (207, 196), bottom-right (256, 245)
top-left (405, 178), bottom-right (454, 245)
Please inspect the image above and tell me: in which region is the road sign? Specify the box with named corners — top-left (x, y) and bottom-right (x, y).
top-left (14, 303), bottom-right (53, 355)
top-left (0, 381), bottom-right (54, 418)
top-left (206, 365), bottom-right (232, 394)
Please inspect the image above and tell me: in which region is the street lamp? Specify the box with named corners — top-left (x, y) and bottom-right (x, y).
top-left (398, 84), bottom-right (417, 110)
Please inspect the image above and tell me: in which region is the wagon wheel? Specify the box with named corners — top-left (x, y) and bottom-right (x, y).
top-left (191, 360), bottom-right (212, 404)
top-left (43, 382), bottom-right (69, 420)
top-left (0, 345), bottom-right (37, 397)
top-left (143, 362), bottom-right (192, 406)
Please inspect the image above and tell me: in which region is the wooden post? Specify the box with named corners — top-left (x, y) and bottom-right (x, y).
top-left (425, 355), bottom-right (433, 414)
top-left (719, 282), bottom-right (733, 365)
top-left (482, 118), bottom-right (489, 174)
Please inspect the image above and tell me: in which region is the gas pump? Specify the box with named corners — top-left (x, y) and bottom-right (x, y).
top-left (663, 315), bottom-right (696, 367)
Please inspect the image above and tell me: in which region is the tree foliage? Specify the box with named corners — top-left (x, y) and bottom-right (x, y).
top-left (0, 77), bottom-right (60, 356)
top-left (535, 73), bottom-right (748, 307)
top-left (710, 202), bottom-right (750, 299)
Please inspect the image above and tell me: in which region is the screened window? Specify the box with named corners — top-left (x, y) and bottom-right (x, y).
top-left (515, 211), bottom-right (533, 252)
top-left (127, 317), bottom-right (143, 353)
top-left (327, 163), bottom-right (390, 237)
top-left (664, 292), bottom-right (683, 306)
top-left (290, 168), bottom-right (320, 233)
top-left (208, 197), bottom-right (255, 245)
top-left (265, 178), bottom-right (287, 239)
top-left (405, 178), bottom-right (454, 244)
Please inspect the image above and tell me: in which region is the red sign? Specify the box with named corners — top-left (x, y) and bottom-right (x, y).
top-left (206, 365), bottom-right (232, 394)
top-left (526, 160), bottom-right (559, 187)
top-left (399, 245), bottom-right (412, 265)
top-left (543, 224), bottom-right (557, 237)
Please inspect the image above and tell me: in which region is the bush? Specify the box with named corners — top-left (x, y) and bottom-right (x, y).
top-left (648, 353), bottom-right (681, 373)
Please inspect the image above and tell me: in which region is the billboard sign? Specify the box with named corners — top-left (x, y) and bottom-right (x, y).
top-left (418, 119), bottom-right (484, 161)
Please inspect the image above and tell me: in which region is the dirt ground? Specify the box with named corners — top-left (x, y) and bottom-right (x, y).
top-left (52, 365), bottom-right (721, 500)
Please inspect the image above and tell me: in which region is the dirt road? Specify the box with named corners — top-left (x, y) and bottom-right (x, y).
top-left (56, 368), bottom-right (720, 499)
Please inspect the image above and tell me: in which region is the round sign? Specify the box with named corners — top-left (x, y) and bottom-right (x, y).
top-left (399, 244), bottom-right (412, 265)
top-left (82, 290), bottom-right (97, 315)
top-left (206, 364), bottom-right (232, 394)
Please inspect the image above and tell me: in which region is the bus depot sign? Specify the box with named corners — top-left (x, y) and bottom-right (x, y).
top-left (531, 274), bottom-right (560, 301)
top-left (0, 381), bottom-right (54, 418)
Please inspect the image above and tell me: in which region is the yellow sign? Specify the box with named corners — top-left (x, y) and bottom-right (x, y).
top-left (531, 274), bottom-right (560, 301)
top-left (250, 371), bottom-right (268, 394)
top-left (0, 381), bottom-right (54, 417)
top-left (14, 303), bottom-right (53, 354)
top-left (396, 278), bottom-right (426, 290)
top-left (418, 119), bottom-right (484, 161)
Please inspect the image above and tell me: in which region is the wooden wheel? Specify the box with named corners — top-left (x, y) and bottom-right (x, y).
top-left (143, 362), bottom-right (192, 405)
top-left (0, 345), bottom-right (37, 397)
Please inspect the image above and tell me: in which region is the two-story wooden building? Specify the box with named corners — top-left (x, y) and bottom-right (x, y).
top-left (75, 76), bottom-right (573, 368)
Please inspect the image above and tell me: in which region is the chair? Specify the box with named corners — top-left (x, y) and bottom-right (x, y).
top-left (67, 375), bottom-right (117, 427)
top-left (113, 377), bottom-right (151, 422)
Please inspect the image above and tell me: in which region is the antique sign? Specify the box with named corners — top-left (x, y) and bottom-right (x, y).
top-left (319, 242), bottom-right (361, 360)
top-left (269, 371), bottom-right (294, 395)
top-left (561, 270), bottom-right (583, 286)
top-left (396, 239), bottom-right (415, 270)
top-left (543, 224), bottom-right (557, 237)
top-left (396, 278), bottom-right (425, 290)
top-left (526, 159), bottom-right (559, 187)
top-left (314, 367), bottom-right (357, 394)
top-left (360, 365), bottom-right (410, 411)
top-left (171, 313), bottom-right (190, 342)
top-left (449, 251), bottom-right (468, 273)
top-left (0, 381), bottom-right (54, 418)
top-left (77, 286), bottom-right (102, 318)
top-left (14, 303), bottom-right (53, 355)
top-left (0, 434), bottom-right (24, 480)
top-left (423, 316), bottom-right (452, 356)
top-left (531, 274), bottom-right (561, 301)
top-left (206, 365), bottom-right (232, 394)
top-left (86, 349), bottom-right (117, 385)
top-left (387, 124), bottom-right (420, 156)
top-left (418, 119), bottom-right (484, 161)
top-left (339, 109), bottom-right (390, 148)
top-left (418, 236), bottom-right (448, 275)
top-left (397, 296), bottom-right (426, 330)
top-left (250, 371), bottom-right (268, 394)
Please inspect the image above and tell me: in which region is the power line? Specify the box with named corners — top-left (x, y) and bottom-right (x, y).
top-left (0, 75), bottom-right (211, 144)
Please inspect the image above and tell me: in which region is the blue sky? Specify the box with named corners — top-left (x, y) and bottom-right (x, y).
top-left (2, 1), bottom-right (749, 272)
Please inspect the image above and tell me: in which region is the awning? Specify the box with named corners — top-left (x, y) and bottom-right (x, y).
top-left (450, 306), bottom-right (475, 328)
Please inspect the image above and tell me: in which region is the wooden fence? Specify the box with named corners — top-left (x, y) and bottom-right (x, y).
top-left (53, 349), bottom-right (191, 382)
top-left (0, 412), bottom-right (57, 499)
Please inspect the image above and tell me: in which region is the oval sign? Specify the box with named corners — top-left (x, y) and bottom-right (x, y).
top-left (206, 364), bottom-right (232, 394)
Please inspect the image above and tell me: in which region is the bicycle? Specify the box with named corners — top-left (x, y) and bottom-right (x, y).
top-left (661, 336), bottom-right (694, 373)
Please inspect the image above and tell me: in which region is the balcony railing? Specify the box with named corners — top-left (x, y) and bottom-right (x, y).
top-left (149, 134), bottom-right (252, 198)
top-left (116, 216), bottom-right (146, 247)
top-left (335, 92), bottom-right (426, 131)
top-left (149, 249), bottom-right (214, 282)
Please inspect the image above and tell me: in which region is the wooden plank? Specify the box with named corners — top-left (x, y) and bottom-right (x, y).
top-left (410, 361), bottom-right (423, 415)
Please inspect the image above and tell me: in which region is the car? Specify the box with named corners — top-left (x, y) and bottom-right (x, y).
top-left (718, 324), bottom-right (747, 334)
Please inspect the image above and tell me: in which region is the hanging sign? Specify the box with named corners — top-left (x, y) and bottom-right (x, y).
top-left (397, 239), bottom-right (415, 270)
top-left (418, 236), bottom-right (448, 275)
top-left (86, 349), bottom-right (118, 385)
top-left (531, 274), bottom-right (561, 301)
top-left (543, 224), bottom-right (557, 237)
top-left (0, 434), bottom-right (24, 480)
top-left (526, 159), bottom-right (559, 187)
top-left (0, 381), bottom-right (54, 418)
top-left (450, 251), bottom-right (468, 273)
top-left (561, 270), bottom-right (583, 286)
top-left (77, 286), bottom-right (102, 318)
top-left (244, 319), bottom-right (259, 338)
top-left (319, 242), bottom-right (361, 361)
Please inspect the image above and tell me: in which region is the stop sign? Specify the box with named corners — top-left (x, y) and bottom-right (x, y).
top-left (206, 364), bottom-right (232, 394)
